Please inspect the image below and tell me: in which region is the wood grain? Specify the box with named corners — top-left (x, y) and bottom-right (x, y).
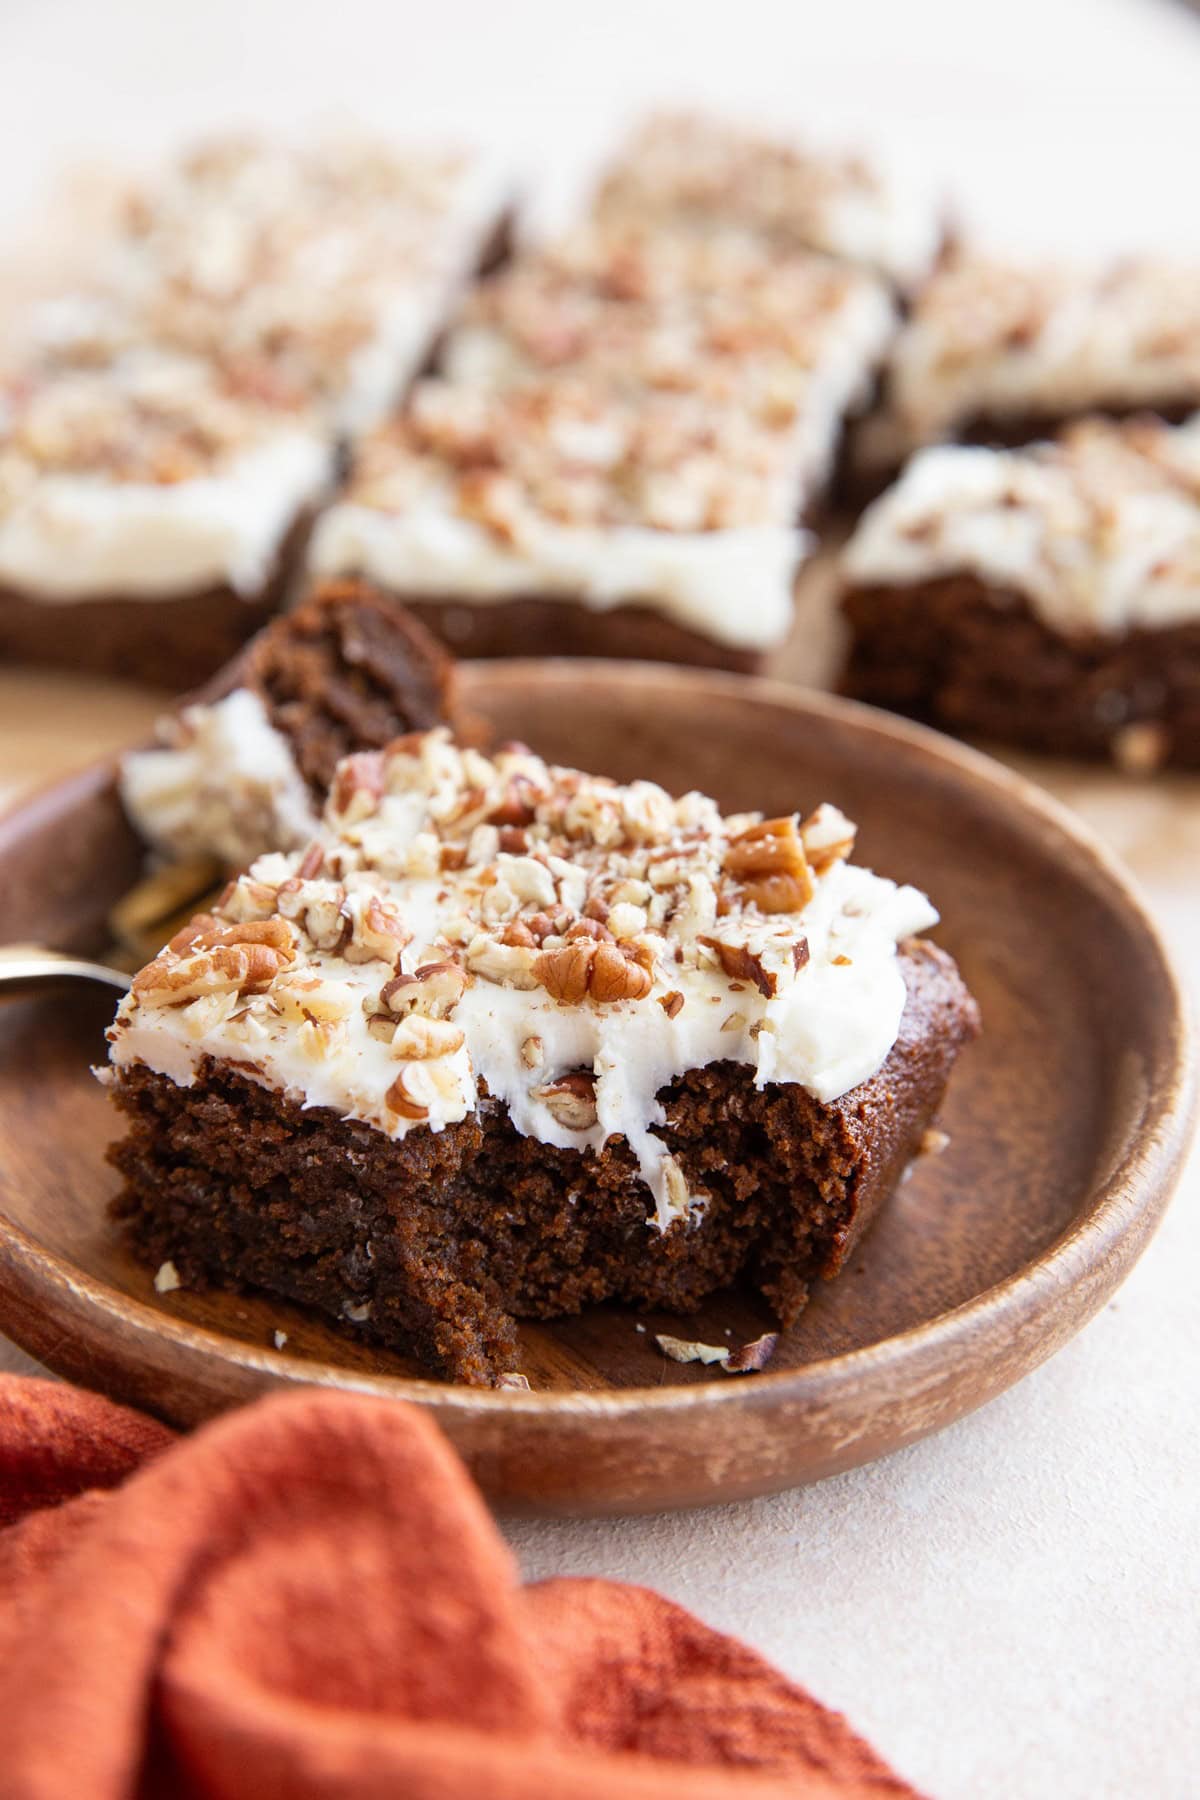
top-left (0, 664), bottom-right (1193, 1512)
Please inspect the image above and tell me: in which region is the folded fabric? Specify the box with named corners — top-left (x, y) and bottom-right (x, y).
top-left (0, 1377), bottom-right (921, 1799)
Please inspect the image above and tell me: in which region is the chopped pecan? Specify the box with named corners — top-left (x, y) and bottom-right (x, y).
top-left (384, 1070), bottom-right (429, 1122)
top-left (697, 936), bottom-right (775, 997)
top-left (390, 1015), bottom-right (466, 1060)
top-left (374, 960), bottom-right (468, 1020)
top-left (331, 751), bottom-right (385, 822)
top-left (345, 894), bottom-right (411, 965)
top-left (532, 1071), bottom-right (598, 1130)
top-left (534, 937), bottom-right (652, 1004)
top-left (723, 817), bottom-right (813, 913)
top-left (659, 989), bottom-right (684, 1020)
top-left (799, 803), bottom-right (857, 875)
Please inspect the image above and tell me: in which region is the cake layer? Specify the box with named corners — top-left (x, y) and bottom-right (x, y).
top-left (0, 351), bottom-right (332, 607)
top-left (399, 592), bottom-right (764, 670)
top-left (108, 940), bottom-right (977, 1385)
top-left (120, 580), bottom-right (456, 865)
top-left (591, 111), bottom-right (942, 290)
top-left (841, 415), bottom-right (1200, 640)
top-left (311, 227), bottom-right (895, 653)
top-left (842, 574), bottom-right (1200, 770)
top-left (0, 507), bottom-right (311, 687)
top-left (857, 253), bottom-right (1200, 470)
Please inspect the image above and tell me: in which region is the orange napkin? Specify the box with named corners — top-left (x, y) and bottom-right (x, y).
top-left (0, 1377), bottom-right (921, 1799)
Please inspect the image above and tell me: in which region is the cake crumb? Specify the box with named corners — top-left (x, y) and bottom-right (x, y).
top-left (920, 1126), bottom-right (951, 1156)
top-left (496, 1371), bottom-right (530, 1390)
top-left (656, 1330), bottom-right (778, 1374)
top-left (1112, 721), bottom-right (1168, 775)
top-left (153, 1260), bottom-right (181, 1294)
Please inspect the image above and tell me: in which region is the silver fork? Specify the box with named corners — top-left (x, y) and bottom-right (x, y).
top-left (0, 944), bottom-right (131, 999)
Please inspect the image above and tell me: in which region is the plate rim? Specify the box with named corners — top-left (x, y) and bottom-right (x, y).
top-left (0, 663), bottom-right (1195, 1432)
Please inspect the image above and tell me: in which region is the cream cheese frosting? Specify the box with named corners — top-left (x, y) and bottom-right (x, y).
top-left (861, 255), bottom-right (1200, 465)
top-left (120, 689), bottom-right (320, 867)
top-left (27, 138), bottom-right (511, 437)
top-left (310, 231), bottom-right (895, 648)
top-left (842, 414), bottom-right (1200, 637)
top-left (107, 730), bottom-right (939, 1231)
top-left (0, 352), bottom-right (333, 601)
top-left (592, 111), bottom-right (942, 290)
top-left (311, 507), bottom-right (805, 650)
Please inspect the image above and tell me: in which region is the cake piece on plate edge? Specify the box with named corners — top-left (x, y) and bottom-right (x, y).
top-left (104, 728), bottom-right (979, 1386)
top-left (120, 578), bottom-right (458, 873)
top-left (840, 413), bottom-right (1200, 770)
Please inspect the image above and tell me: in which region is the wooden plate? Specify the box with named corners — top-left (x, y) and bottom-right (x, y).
top-left (0, 663), bottom-right (1193, 1513)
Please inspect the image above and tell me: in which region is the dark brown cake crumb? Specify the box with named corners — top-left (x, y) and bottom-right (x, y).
top-left (235, 579), bottom-right (458, 798)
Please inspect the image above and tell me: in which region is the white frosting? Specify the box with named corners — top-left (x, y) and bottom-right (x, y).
top-left (120, 688), bottom-right (319, 866)
top-left (0, 431), bottom-right (332, 601)
top-left (593, 113), bottom-right (942, 290)
top-left (865, 259), bottom-right (1200, 461)
top-left (843, 420), bottom-right (1200, 637)
top-left (108, 731), bottom-right (939, 1231)
top-left (311, 504), bottom-right (804, 649)
top-left (311, 275), bottom-right (893, 650)
top-left (334, 160), bottom-right (512, 435)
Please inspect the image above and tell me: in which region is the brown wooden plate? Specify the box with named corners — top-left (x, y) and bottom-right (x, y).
top-left (0, 663), bottom-right (1193, 1513)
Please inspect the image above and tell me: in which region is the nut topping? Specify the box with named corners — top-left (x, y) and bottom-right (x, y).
top-left (532, 1072), bottom-right (598, 1130)
top-left (533, 937), bottom-right (653, 1005)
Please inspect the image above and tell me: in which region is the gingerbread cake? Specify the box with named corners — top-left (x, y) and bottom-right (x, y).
top-left (104, 728), bottom-right (979, 1385)
top-left (853, 252), bottom-right (1200, 484)
top-left (120, 579), bottom-right (456, 869)
top-left (0, 349), bottom-right (333, 686)
top-left (591, 110), bottom-right (943, 291)
top-left (310, 225), bottom-right (896, 668)
top-left (840, 413), bottom-right (1200, 769)
top-left (1, 133), bottom-right (510, 685)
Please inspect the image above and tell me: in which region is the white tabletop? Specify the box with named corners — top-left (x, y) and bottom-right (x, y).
top-left (2, 2), bottom-right (1199, 1793)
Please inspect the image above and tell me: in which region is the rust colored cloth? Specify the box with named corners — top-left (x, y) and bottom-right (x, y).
top-left (0, 1378), bottom-right (921, 1800)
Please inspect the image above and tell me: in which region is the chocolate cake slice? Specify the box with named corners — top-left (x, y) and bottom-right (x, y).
top-left (105, 729), bottom-right (979, 1386)
top-left (852, 252), bottom-right (1200, 487)
top-left (310, 224), bottom-right (895, 669)
top-left (840, 413), bottom-right (1200, 769)
top-left (591, 110), bottom-right (944, 291)
top-left (0, 350), bottom-right (333, 687)
top-left (120, 579), bottom-right (456, 869)
top-left (1, 134), bottom-right (511, 685)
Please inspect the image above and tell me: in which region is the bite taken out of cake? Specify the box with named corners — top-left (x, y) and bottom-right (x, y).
top-left (103, 729), bottom-right (979, 1386)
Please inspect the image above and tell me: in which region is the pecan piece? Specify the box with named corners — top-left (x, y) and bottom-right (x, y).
top-left (697, 936), bottom-right (775, 998)
top-left (331, 750), bottom-right (386, 822)
top-left (384, 1070), bottom-right (430, 1122)
top-left (534, 937), bottom-right (652, 1004)
top-left (532, 1071), bottom-right (598, 1130)
top-left (374, 960), bottom-right (468, 1020)
top-left (724, 817), bottom-right (813, 913)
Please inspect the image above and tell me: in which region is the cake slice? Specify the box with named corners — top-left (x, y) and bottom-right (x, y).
top-left (0, 349), bottom-right (333, 686)
top-left (309, 226), bottom-right (895, 668)
top-left (120, 579), bottom-right (456, 870)
top-left (591, 111), bottom-right (943, 291)
top-left (105, 728), bottom-right (979, 1386)
top-left (854, 252), bottom-right (1200, 484)
top-left (26, 134), bottom-right (511, 438)
top-left (840, 414), bottom-right (1200, 769)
